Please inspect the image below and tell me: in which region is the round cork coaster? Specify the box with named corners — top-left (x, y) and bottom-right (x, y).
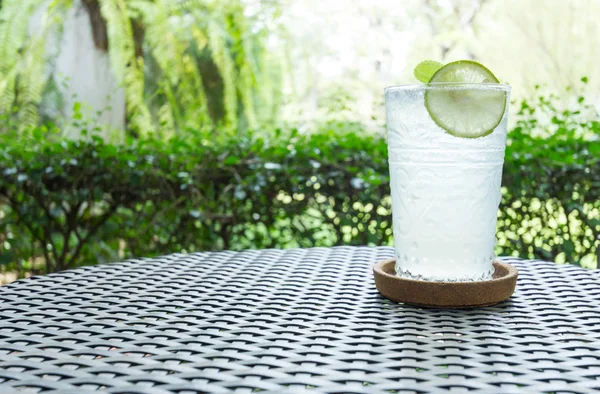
top-left (373, 259), bottom-right (518, 309)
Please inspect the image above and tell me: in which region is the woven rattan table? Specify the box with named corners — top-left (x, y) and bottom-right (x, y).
top-left (1, 247), bottom-right (599, 394)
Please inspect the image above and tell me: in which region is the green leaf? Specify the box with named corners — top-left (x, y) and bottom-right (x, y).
top-left (0, 252), bottom-right (14, 266)
top-left (224, 156), bottom-right (240, 165)
top-left (413, 60), bottom-right (443, 83)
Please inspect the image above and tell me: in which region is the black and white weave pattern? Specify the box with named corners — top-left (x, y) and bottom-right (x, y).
top-left (0, 247), bottom-right (599, 393)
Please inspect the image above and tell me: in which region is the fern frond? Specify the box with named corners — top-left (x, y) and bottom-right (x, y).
top-left (0, 68), bottom-right (18, 116)
top-left (157, 101), bottom-right (175, 132)
top-left (17, 38), bottom-right (45, 127)
top-left (0, 0), bottom-right (43, 74)
top-left (0, 0), bottom-right (70, 126)
top-left (127, 0), bottom-right (212, 133)
top-left (17, 0), bottom-right (71, 129)
top-left (144, 2), bottom-right (186, 118)
top-left (181, 53), bottom-right (210, 124)
top-left (263, 50), bottom-right (284, 125)
top-left (0, 0), bottom-right (45, 117)
top-left (226, 3), bottom-right (261, 129)
top-left (207, 18), bottom-right (237, 129)
top-left (239, 64), bottom-right (257, 129)
top-left (100, 0), bottom-right (153, 134)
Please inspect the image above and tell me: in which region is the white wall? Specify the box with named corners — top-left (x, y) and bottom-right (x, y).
top-left (30, 0), bottom-right (125, 139)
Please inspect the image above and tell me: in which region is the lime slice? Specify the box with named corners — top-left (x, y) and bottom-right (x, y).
top-left (424, 60), bottom-right (507, 138)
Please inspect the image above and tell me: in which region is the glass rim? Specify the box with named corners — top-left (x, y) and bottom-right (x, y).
top-left (384, 82), bottom-right (511, 93)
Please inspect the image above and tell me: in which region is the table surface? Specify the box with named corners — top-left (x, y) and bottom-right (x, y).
top-left (0, 247), bottom-right (599, 394)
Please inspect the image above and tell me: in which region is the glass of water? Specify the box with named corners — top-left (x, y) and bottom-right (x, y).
top-left (384, 83), bottom-right (511, 281)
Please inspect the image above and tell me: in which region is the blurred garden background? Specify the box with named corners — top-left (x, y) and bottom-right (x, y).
top-left (0, 0), bottom-right (599, 283)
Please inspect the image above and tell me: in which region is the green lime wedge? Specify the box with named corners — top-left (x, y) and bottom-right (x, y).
top-left (424, 60), bottom-right (507, 138)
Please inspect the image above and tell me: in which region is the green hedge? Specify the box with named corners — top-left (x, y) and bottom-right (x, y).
top-left (1, 95), bottom-right (599, 276)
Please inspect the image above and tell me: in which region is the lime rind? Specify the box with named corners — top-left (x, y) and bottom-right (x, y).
top-left (428, 60), bottom-right (499, 84)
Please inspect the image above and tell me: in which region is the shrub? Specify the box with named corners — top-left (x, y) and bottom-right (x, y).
top-left (1, 96), bottom-right (599, 277)
top-left (500, 91), bottom-right (600, 265)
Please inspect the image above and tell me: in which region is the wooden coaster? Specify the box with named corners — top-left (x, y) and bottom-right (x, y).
top-left (373, 259), bottom-right (518, 309)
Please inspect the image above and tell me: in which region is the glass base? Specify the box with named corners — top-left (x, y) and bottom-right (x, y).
top-left (394, 253), bottom-right (496, 282)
